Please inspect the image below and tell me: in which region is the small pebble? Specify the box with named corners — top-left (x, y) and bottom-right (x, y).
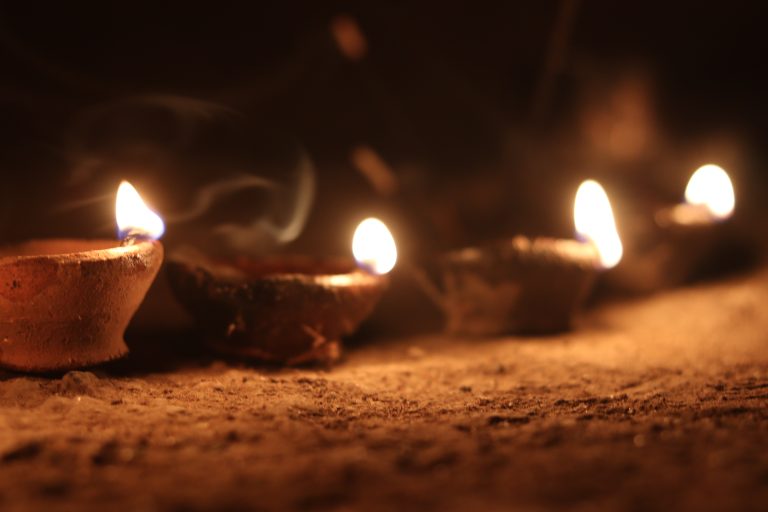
top-left (57, 371), bottom-right (99, 396)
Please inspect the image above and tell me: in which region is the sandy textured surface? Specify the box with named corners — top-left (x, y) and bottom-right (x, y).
top-left (0, 269), bottom-right (767, 511)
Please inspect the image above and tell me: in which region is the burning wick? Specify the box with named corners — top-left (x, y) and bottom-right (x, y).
top-left (352, 217), bottom-right (398, 275)
top-left (574, 179), bottom-right (624, 269)
top-left (656, 164), bottom-right (735, 227)
top-left (677, 164), bottom-right (735, 224)
top-left (116, 181), bottom-right (166, 244)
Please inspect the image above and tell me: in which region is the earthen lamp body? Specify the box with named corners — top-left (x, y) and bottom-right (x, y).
top-left (0, 239), bottom-right (163, 372)
top-left (439, 236), bottom-right (597, 336)
top-left (606, 205), bottom-right (736, 293)
top-left (167, 254), bottom-right (388, 365)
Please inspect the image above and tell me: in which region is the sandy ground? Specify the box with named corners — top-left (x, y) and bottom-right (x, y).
top-left (0, 269), bottom-right (767, 512)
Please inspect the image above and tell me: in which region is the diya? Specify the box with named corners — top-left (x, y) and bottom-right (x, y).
top-left (435, 180), bottom-right (622, 336)
top-left (0, 182), bottom-right (165, 372)
top-left (167, 217), bottom-right (396, 365)
top-left (607, 164), bottom-right (737, 292)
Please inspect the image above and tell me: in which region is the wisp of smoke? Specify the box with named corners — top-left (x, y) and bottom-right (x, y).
top-left (211, 153), bottom-right (315, 251)
top-left (53, 192), bottom-right (114, 213)
top-left (61, 95), bottom-right (316, 254)
top-left (164, 174), bottom-right (279, 223)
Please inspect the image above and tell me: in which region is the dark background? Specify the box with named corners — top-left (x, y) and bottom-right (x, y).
top-left (0, 1), bottom-right (766, 259)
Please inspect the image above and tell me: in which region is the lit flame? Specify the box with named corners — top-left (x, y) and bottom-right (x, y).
top-left (115, 181), bottom-right (165, 240)
top-left (352, 218), bottom-right (397, 275)
top-left (574, 180), bottom-right (623, 269)
top-left (684, 164), bottom-right (735, 220)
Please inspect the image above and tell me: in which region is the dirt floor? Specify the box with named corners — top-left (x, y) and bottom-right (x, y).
top-left (0, 268), bottom-right (767, 512)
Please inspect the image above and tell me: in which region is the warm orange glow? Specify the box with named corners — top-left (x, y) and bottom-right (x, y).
top-left (330, 14), bottom-right (368, 61)
top-left (574, 180), bottom-right (623, 269)
top-left (684, 164), bottom-right (735, 220)
top-left (352, 218), bottom-right (397, 275)
top-left (116, 181), bottom-right (165, 240)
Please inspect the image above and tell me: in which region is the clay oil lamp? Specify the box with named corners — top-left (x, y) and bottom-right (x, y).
top-left (0, 181), bottom-right (165, 372)
top-left (166, 217), bottom-right (396, 365)
top-left (435, 180), bottom-right (622, 336)
top-left (608, 164), bottom-right (737, 292)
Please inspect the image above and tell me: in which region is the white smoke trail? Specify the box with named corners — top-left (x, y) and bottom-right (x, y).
top-left (212, 154), bottom-right (315, 250)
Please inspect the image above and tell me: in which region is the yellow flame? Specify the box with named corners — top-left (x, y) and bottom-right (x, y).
top-left (574, 180), bottom-right (623, 269)
top-left (115, 181), bottom-right (165, 240)
top-left (684, 164), bottom-right (735, 219)
top-left (352, 218), bottom-right (397, 275)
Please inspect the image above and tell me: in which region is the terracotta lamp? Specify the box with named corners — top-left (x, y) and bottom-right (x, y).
top-left (434, 180), bottom-right (623, 335)
top-left (0, 182), bottom-right (165, 372)
top-left (608, 164), bottom-right (738, 292)
top-left (167, 218), bottom-right (396, 365)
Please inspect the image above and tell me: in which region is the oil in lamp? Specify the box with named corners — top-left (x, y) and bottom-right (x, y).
top-left (435, 180), bottom-right (622, 335)
top-left (0, 181), bottom-right (165, 372)
top-left (166, 217), bottom-right (396, 365)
